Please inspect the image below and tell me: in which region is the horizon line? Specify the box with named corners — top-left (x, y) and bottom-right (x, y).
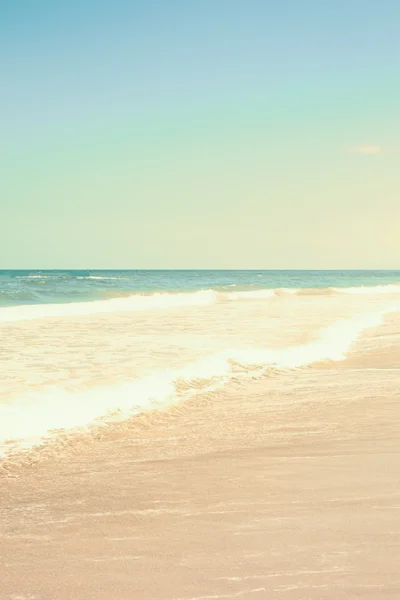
top-left (1, 268), bottom-right (399, 272)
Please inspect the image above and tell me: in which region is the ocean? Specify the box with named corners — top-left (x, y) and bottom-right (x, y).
top-left (2, 269), bottom-right (400, 308)
top-left (1, 270), bottom-right (400, 598)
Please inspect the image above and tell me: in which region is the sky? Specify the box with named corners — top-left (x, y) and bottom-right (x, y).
top-left (1, 0), bottom-right (399, 269)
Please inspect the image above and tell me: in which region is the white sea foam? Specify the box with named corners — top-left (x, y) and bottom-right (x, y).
top-left (0, 290), bottom-right (217, 323)
top-left (226, 289), bottom-right (276, 300)
top-left (226, 307), bottom-right (396, 367)
top-left (17, 275), bottom-right (50, 279)
top-left (1, 304), bottom-right (398, 456)
top-left (332, 284), bottom-right (400, 295)
top-left (276, 284), bottom-right (400, 296)
top-left (79, 276), bottom-right (129, 280)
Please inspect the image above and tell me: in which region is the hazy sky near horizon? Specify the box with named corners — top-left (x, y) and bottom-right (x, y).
top-left (1, 0), bottom-right (399, 268)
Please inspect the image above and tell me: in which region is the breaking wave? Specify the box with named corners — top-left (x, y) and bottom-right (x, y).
top-left (1, 282), bottom-right (400, 323)
top-left (1, 304), bottom-right (398, 456)
top-left (0, 290), bottom-right (218, 322)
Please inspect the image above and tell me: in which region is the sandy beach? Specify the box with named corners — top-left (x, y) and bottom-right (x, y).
top-left (2, 312), bottom-right (400, 600)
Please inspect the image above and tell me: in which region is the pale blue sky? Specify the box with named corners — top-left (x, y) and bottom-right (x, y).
top-left (1, 0), bottom-right (399, 268)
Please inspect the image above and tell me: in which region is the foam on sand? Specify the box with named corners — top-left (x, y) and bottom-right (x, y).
top-left (2, 304), bottom-right (398, 456)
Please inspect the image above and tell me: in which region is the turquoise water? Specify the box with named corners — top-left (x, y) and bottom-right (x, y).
top-left (1, 270), bottom-right (400, 307)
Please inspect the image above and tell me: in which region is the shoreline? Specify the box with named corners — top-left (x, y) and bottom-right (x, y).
top-left (2, 315), bottom-right (400, 598)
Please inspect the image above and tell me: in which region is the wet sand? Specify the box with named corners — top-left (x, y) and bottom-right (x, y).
top-left (1, 316), bottom-right (400, 599)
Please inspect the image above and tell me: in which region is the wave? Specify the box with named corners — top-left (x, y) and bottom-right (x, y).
top-left (219, 283), bottom-right (400, 301)
top-left (1, 282), bottom-right (400, 322)
top-left (226, 289), bottom-right (276, 300)
top-left (277, 284), bottom-right (400, 296)
top-left (0, 288), bottom-right (279, 323)
top-left (1, 304), bottom-right (398, 456)
top-left (77, 276), bottom-right (129, 280)
top-left (19, 275), bottom-right (50, 279)
top-left (227, 308), bottom-right (395, 367)
top-left (0, 290), bottom-right (218, 323)
top-left (332, 284), bottom-right (400, 295)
